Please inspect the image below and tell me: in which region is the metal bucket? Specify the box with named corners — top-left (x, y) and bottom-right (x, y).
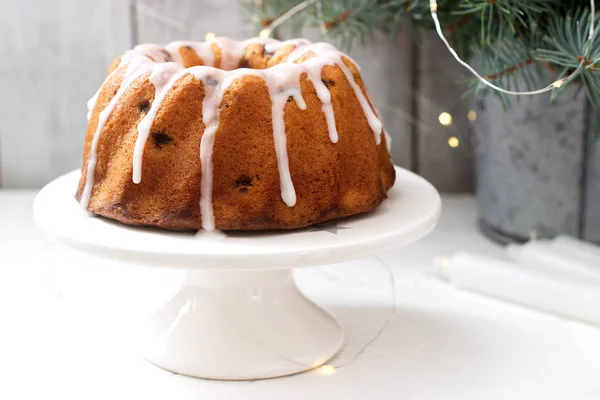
top-left (472, 83), bottom-right (599, 244)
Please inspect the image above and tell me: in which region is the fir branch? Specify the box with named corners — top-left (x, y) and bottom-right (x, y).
top-left (535, 9), bottom-right (600, 105)
top-left (244, 0), bottom-right (600, 107)
top-left (456, 0), bottom-right (560, 43)
top-left (312, 0), bottom-right (384, 48)
top-left (241, 0), bottom-right (308, 38)
top-left (467, 38), bottom-right (546, 108)
top-left (484, 58), bottom-right (536, 81)
top-left (445, 14), bottom-right (471, 34)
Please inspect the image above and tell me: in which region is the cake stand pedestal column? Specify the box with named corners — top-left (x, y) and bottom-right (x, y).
top-left (143, 269), bottom-right (343, 379)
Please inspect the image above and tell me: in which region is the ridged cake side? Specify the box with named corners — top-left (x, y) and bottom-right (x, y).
top-left (76, 38), bottom-right (395, 231)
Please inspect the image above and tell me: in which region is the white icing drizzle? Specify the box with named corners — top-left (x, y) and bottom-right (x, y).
top-left (199, 69), bottom-right (264, 231)
top-left (196, 70), bottom-right (223, 232)
top-left (82, 37), bottom-right (387, 230)
top-left (302, 57), bottom-right (338, 143)
top-left (264, 64), bottom-right (307, 207)
top-left (132, 44), bottom-right (171, 63)
top-left (210, 37), bottom-right (250, 70)
top-left (80, 56), bottom-right (154, 209)
top-left (213, 37), bottom-right (243, 70)
top-left (133, 62), bottom-right (183, 184)
top-left (194, 229), bottom-right (227, 240)
top-left (264, 38), bottom-right (311, 54)
top-left (365, 90), bottom-right (392, 155)
top-left (218, 68), bottom-right (263, 90)
top-left (327, 55), bottom-right (382, 144)
top-left (288, 43), bottom-right (382, 144)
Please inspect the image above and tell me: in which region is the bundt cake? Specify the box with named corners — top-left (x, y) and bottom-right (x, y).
top-left (77, 37), bottom-right (395, 231)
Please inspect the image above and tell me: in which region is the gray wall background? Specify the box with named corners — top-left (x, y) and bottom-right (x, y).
top-left (0, 0), bottom-right (473, 191)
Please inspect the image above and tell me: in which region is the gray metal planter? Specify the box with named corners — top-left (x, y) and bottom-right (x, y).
top-left (472, 84), bottom-right (600, 244)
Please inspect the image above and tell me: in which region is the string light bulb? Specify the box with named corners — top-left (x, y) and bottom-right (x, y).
top-left (467, 110), bottom-right (477, 121)
top-left (204, 32), bottom-right (216, 42)
top-left (259, 29), bottom-right (271, 40)
top-left (438, 112), bottom-right (453, 126)
top-left (448, 137), bottom-right (460, 148)
top-left (317, 365), bottom-right (336, 376)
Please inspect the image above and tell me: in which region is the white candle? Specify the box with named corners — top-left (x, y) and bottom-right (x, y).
top-left (436, 252), bottom-right (600, 326)
top-left (506, 242), bottom-right (600, 283)
top-left (552, 235), bottom-right (600, 268)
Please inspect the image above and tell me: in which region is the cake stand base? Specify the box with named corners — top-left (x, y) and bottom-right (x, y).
top-left (144, 269), bottom-right (342, 380)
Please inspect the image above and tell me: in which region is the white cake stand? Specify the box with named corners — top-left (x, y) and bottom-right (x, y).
top-left (33, 166), bottom-right (441, 380)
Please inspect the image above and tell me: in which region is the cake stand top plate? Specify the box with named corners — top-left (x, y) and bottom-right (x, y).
top-left (33, 167), bottom-right (441, 270)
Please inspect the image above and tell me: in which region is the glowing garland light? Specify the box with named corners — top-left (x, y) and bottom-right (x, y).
top-left (317, 365), bottom-right (336, 376)
top-left (429, 0), bottom-right (596, 97)
top-left (438, 112), bottom-right (452, 126)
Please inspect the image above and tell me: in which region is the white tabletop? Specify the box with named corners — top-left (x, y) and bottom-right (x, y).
top-left (1, 191), bottom-right (600, 400)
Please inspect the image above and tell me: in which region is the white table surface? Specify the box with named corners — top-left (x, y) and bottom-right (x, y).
top-left (1, 191), bottom-right (599, 400)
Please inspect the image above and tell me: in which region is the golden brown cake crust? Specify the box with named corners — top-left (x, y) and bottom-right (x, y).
top-left (77, 39), bottom-right (395, 231)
